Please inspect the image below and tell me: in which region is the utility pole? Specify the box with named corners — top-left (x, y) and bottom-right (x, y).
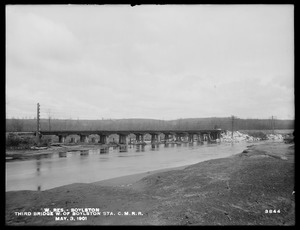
top-left (271, 115), bottom-right (275, 134)
top-left (231, 115), bottom-right (234, 140)
top-left (47, 109), bottom-right (51, 131)
top-left (36, 103), bottom-right (40, 145)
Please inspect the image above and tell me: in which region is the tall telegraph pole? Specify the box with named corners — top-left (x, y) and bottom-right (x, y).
top-left (36, 103), bottom-right (40, 144)
top-left (271, 115), bottom-right (275, 134)
top-left (47, 109), bottom-right (51, 131)
top-left (231, 115), bottom-right (234, 140)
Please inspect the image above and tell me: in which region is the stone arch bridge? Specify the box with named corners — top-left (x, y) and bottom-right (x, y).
top-left (37, 129), bottom-right (224, 145)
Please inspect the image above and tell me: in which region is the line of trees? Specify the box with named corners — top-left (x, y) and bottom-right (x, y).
top-left (6, 117), bottom-right (294, 132)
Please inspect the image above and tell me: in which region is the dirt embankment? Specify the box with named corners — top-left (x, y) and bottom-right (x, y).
top-left (6, 142), bottom-right (295, 225)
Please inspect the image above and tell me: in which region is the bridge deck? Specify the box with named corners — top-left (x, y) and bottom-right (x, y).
top-left (38, 129), bottom-right (224, 136)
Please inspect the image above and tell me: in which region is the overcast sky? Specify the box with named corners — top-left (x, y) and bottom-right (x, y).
top-left (6, 5), bottom-right (294, 120)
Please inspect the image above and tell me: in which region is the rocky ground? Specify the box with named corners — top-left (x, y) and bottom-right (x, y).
top-left (6, 141), bottom-right (294, 226)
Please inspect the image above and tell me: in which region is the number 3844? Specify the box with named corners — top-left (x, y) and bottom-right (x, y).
top-left (265, 209), bottom-right (280, 214)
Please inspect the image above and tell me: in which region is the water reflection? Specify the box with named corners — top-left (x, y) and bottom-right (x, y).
top-left (59, 152), bottom-right (67, 158)
top-left (151, 144), bottom-right (159, 151)
top-left (80, 150), bottom-right (89, 155)
top-left (119, 145), bottom-right (128, 152)
top-left (100, 147), bottom-right (109, 154)
top-left (7, 141), bottom-right (252, 192)
top-left (181, 143), bottom-right (187, 147)
top-left (36, 158), bottom-right (42, 191)
top-left (135, 145), bottom-right (145, 152)
top-left (36, 160), bottom-right (41, 175)
top-left (136, 145), bottom-right (141, 152)
top-left (165, 143), bottom-right (177, 148)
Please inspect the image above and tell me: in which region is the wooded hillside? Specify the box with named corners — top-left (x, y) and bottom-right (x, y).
top-left (6, 117), bottom-right (294, 132)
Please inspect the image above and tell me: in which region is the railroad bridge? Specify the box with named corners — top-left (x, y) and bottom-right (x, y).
top-left (37, 129), bottom-right (224, 145)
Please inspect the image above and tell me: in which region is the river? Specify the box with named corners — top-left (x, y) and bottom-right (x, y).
top-left (6, 141), bottom-right (257, 192)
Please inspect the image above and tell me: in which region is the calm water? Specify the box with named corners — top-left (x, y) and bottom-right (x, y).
top-left (6, 142), bottom-right (255, 192)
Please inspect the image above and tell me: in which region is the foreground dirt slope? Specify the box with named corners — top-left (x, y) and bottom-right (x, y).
top-left (6, 142), bottom-right (294, 225)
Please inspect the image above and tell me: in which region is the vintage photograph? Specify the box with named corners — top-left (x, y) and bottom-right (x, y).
top-left (5, 4), bottom-right (294, 225)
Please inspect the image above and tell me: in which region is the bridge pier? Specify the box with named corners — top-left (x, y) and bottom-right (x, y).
top-left (197, 134), bottom-right (203, 142)
top-left (98, 134), bottom-right (108, 144)
top-left (207, 133), bottom-right (214, 142)
top-left (58, 135), bottom-right (67, 143)
top-left (211, 132), bottom-right (218, 141)
top-left (135, 134), bottom-right (140, 143)
top-left (170, 134), bottom-right (175, 141)
top-left (151, 134), bottom-right (160, 144)
top-left (134, 133), bottom-right (142, 144)
top-left (164, 133), bottom-right (169, 143)
top-left (80, 134), bottom-right (89, 143)
top-left (163, 133), bottom-right (175, 143)
top-left (135, 134), bottom-right (145, 144)
top-left (70, 137), bottom-right (76, 143)
top-left (151, 134), bottom-right (155, 144)
top-left (119, 134), bottom-right (128, 145)
top-left (214, 132), bottom-right (220, 140)
top-left (141, 134), bottom-right (145, 143)
top-left (175, 134), bottom-right (180, 142)
top-left (181, 134), bottom-right (186, 142)
top-left (176, 133), bottom-right (186, 142)
top-left (188, 134), bottom-right (194, 142)
top-left (215, 132), bottom-right (218, 140)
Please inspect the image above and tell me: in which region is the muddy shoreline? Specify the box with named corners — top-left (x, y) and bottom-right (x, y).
top-left (6, 141), bottom-right (295, 225)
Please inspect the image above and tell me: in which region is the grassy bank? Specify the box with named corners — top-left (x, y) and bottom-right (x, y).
top-left (6, 141), bottom-right (294, 225)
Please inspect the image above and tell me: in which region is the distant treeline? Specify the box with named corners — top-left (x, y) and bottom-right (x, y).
top-left (6, 117), bottom-right (294, 132)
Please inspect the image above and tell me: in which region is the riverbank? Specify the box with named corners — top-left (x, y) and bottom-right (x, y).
top-left (6, 141), bottom-right (294, 225)
top-left (5, 144), bottom-right (110, 161)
